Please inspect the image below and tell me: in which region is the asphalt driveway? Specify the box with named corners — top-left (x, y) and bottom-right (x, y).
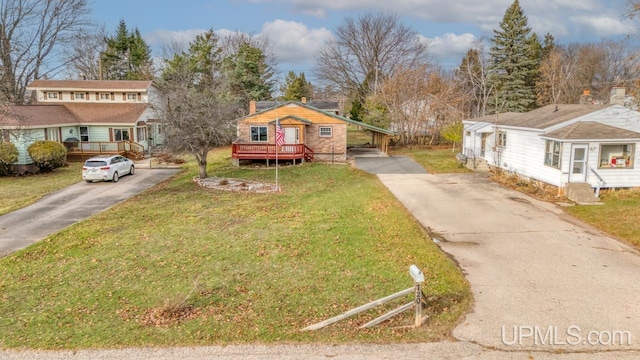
top-left (359, 157), bottom-right (640, 352)
top-left (0, 168), bottom-right (179, 257)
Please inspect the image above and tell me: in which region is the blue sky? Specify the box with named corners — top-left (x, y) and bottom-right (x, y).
top-left (89, 0), bottom-right (635, 81)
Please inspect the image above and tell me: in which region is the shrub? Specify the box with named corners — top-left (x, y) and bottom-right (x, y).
top-left (0, 142), bottom-right (18, 175)
top-left (27, 140), bottom-right (67, 173)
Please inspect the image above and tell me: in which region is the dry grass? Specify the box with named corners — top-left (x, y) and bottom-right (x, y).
top-left (490, 170), bottom-right (565, 202)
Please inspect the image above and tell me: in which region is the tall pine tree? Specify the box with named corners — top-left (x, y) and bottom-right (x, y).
top-left (102, 20), bottom-right (153, 80)
top-left (488, 0), bottom-right (538, 112)
top-left (281, 71), bottom-right (313, 101)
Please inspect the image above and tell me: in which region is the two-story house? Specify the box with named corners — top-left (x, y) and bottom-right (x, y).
top-left (1, 80), bottom-right (164, 172)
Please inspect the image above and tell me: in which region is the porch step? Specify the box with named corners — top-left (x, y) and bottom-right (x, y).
top-left (565, 183), bottom-right (600, 204)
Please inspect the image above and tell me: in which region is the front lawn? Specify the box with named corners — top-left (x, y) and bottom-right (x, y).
top-left (0, 148), bottom-right (471, 349)
top-left (564, 188), bottom-right (640, 247)
top-left (0, 162), bottom-right (84, 215)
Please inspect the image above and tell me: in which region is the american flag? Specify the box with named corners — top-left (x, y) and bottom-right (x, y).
top-left (275, 119), bottom-right (285, 146)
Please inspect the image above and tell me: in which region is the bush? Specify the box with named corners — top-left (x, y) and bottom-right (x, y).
top-left (0, 142), bottom-right (18, 175)
top-left (27, 140), bottom-right (67, 173)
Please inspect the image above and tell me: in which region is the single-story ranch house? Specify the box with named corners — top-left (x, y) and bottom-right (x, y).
top-left (462, 102), bottom-right (640, 195)
top-left (232, 99), bottom-right (394, 165)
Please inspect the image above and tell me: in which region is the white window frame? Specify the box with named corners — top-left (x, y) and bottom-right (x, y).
top-left (497, 131), bottom-right (507, 147)
top-left (319, 126), bottom-right (333, 137)
top-left (74, 92), bottom-right (85, 100)
top-left (598, 143), bottom-right (634, 169)
top-left (126, 93), bottom-right (137, 100)
top-left (47, 92), bottom-right (58, 99)
top-left (137, 127), bottom-right (147, 141)
top-left (113, 128), bottom-right (130, 141)
top-left (544, 140), bottom-right (561, 169)
top-left (99, 93), bottom-right (111, 100)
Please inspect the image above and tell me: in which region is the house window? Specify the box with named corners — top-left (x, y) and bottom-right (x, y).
top-left (99, 93), bottom-right (110, 100)
top-left (544, 140), bottom-right (561, 169)
top-left (47, 128), bottom-right (60, 142)
top-left (497, 131), bottom-right (507, 147)
top-left (113, 128), bottom-right (130, 141)
top-left (126, 93), bottom-right (137, 100)
top-left (599, 144), bottom-right (634, 168)
top-left (319, 126), bottom-right (333, 137)
top-left (47, 92), bottom-right (58, 99)
top-left (74, 92), bottom-right (85, 100)
top-left (250, 126), bottom-right (268, 142)
top-left (79, 126), bottom-right (89, 142)
top-left (137, 127), bottom-right (147, 141)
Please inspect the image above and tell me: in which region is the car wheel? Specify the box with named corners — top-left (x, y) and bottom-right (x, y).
top-left (85, 180), bottom-right (92, 183)
top-left (129, 165), bottom-right (135, 175)
top-left (112, 172), bottom-right (119, 183)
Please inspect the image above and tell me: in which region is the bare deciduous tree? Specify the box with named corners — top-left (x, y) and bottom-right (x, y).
top-left (315, 12), bottom-right (430, 105)
top-left (62, 25), bottom-right (108, 80)
top-left (455, 41), bottom-right (494, 118)
top-left (0, 0), bottom-right (91, 104)
top-left (536, 46), bottom-right (579, 106)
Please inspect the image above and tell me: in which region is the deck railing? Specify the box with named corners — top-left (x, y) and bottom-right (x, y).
top-left (232, 143), bottom-right (313, 161)
top-left (63, 141), bottom-right (144, 159)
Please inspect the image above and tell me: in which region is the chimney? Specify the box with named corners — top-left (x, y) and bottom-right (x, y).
top-left (301, 97), bottom-right (306, 104)
top-left (610, 86), bottom-right (626, 106)
top-left (579, 89), bottom-right (593, 105)
top-left (249, 100), bottom-right (256, 115)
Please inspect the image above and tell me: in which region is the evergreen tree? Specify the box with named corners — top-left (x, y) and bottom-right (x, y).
top-left (281, 71), bottom-right (313, 101)
top-left (488, 0), bottom-right (538, 112)
top-left (102, 20), bottom-right (153, 80)
top-left (223, 42), bottom-right (274, 104)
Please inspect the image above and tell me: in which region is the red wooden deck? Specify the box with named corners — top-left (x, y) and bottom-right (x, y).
top-left (232, 143), bottom-right (314, 162)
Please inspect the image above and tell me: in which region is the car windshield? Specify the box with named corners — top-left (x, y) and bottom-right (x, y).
top-left (85, 160), bottom-right (107, 167)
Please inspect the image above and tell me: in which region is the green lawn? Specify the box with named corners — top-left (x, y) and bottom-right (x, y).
top-left (0, 162), bottom-right (84, 215)
top-left (564, 188), bottom-right (640, 247)
top-left (0, 148), bottom-right (471, 349)
top-left (390, 145), bottom-right (471, 174)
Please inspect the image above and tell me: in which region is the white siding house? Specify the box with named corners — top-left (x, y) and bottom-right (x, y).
top-left (462, 104), bottom-right (640, 191)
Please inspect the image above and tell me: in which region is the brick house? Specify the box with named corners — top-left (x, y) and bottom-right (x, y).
top-left (232, 100), bottom-right (393, 165)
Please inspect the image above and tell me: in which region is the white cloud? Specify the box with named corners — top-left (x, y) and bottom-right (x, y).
top-left (260, 19), bottom-right (333, 65)
top-left (423, 33), bottom-right (478, 64)
top-left (144, 29), bottom-right (207, 47)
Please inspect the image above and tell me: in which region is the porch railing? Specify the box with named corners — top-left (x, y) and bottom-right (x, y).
top-left (232, 143), bottom-right (313, 161)
top-left (589, 167), bottom-right (606, 198)
top-left (63, 141), bottom-right (144, 159)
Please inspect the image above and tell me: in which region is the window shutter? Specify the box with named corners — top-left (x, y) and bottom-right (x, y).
top-left (85, 92), bottom-right (89, 100)
top-left (95, 92), bottom-right (99, 100)
top-left (138, 93), bottom-right (141, 101)
top-left (130, 127), bottom-right (134, 141)
top-left (70, 92), bottom-right (75, 100)
top-left (111, 92), bottom-right (114, 101)
top-left (109, 128), bottom-right (113, 141)
top-left (58, 92), bottom-right (62, 99)
top-left (44, 129), bottom-right (48, 140)
top-left (123, 93), bottom-right (126, 101)
top-left (43, 91), bottom-right (47, 100)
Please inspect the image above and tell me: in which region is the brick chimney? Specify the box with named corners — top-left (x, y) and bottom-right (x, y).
top-left (610, 86), bottom-right (626, 106)
top-left (249, 100), bottom-right (256, 114)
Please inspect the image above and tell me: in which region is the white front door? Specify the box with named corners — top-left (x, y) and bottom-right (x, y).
top-left (284, 127), bottom-right (298, 144)
top-left (569, 144), bottom-right (588, 183)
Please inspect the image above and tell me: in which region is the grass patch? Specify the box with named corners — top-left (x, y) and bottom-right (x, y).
top-left (389, 145), bottom-right (470, 174)
top-left (0, 162), bottom-right (84, 215)
top-left (0, 147), bottom-right (470, 349)
top-left (347, 124), bottom-right (374, 147)
top-left (564, 188), bottom-right (640, 247)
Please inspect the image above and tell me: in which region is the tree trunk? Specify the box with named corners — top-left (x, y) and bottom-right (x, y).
top-left (195, 147), bottom-right (208, 179)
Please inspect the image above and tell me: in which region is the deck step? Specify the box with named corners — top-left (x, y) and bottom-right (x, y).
top-left (565, 183), bottom-right (600, 204)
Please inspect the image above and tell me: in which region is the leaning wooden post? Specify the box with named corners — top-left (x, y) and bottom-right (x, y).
top-left (409, 264), bottom-right (425, 327)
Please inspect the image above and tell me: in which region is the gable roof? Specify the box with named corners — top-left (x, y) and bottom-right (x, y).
top-left (27, 80), bottom-right (154, 92)
top-left (493, 104), bottom-right (612, 129)
top-left (542, 121), bottom-right (640, 140)
top-left (0, 105), bottom-right (79, 128)
top-left (243, 101), bottom-right (394, 135)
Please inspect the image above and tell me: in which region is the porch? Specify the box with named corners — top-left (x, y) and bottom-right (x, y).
top-left (231, 143), bottom-right (314, 165)
top-left (63, 141), bottom-right (145, 161)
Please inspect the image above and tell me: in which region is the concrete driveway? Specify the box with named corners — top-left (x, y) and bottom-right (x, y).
top-left (359, 156), bottom-right (640, 353)
top-left (0, 168), bottom-right (179, 257)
